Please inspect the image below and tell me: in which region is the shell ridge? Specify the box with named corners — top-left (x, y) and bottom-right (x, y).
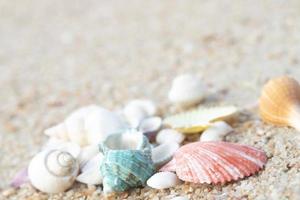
top-left (196, 145), bottom-right (233, 183)
top-left (188, 150), bottom-right (217, 183)
top-left (176, 150), bottom-right (210, 183)
top-left (104, 152), bottom-right (155, 184)
top-left (208, 143), bottom-right (265, 168)
top-left (204, 143), bottom-right (264, 175)
top-left (102, 159), bottom-right (139, 187)
top-left (203, 143), bottom-right (257, 175)
top-left (197, 144), bottom-right (244, 179)
top-left (106, 153), bottom-right (154, 179)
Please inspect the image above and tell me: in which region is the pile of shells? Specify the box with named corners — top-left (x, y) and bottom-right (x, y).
top-left (17, 74), bottom-right (300, 196)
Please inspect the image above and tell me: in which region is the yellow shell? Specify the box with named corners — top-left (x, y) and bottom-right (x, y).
top-left (163, 106), bottom-right (237, 134)
top-left (259, 76), bottom-right (300, 131)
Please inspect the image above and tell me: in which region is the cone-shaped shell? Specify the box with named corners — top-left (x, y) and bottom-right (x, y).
top-left (259, 76), bottom-right (300, 131)
top-left (160, 141), bottom-right (267, 184)
top-left (164, 106), bottom-right (237, 134)
top-left (99, 130), bottom-right (155, 193)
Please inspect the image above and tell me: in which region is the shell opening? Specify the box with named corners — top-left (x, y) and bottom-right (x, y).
top-left (105, 131), bottom-right (143, 150)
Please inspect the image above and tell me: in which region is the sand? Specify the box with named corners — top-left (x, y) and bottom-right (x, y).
top-left (0, 0), bottom-right (300, 199)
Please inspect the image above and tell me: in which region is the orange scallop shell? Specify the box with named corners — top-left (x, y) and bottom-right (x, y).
top-left (160, 141), bottom-right (267, 184)
top-left (259, 76), bottom-right (300, 128)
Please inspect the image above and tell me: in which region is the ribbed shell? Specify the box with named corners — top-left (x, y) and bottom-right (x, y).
top-left (164, 106), bottom-right (237, 134)
top-left (99, 132), bottom-right (155, 193)
top-left (160, 141), bottom-right (267, 184)
top-left (259, 76), bottom-right (300, 128)
top-left (101, 150), bottom-right (155, 192)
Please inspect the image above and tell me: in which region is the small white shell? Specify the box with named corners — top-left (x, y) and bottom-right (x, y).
top-left (152, 142), bottom-right (179, 167)
top-left (123, 99), bottom-right (157, 127)
top-left (77, 145), bottom-right (99, 168)
top-left (156, 129), bottom-right (185, 144)
top-left (44, 105), bottom-right (128, 147)
top-left (147, 172), bottom-right (181, 189)
top-left (171, 196), bottom-right (189, 200)
top-left (76, 153), bottom-right (104, 185)
top-left (199, 121), bottom-right (233, 142)
top-left (168, 74), bottom-right (205, 106)
top-left (28, 149), bottom-right (79, 193)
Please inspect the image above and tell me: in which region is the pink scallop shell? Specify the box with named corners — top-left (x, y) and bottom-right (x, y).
top-left (160, 141), bottom-right (267, 184)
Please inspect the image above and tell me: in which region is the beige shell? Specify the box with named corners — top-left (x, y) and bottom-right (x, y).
top-left (164, 105), bottom-right (237, 134)
top-left (28, 149), bottom-right (79, 193)
top-left (259, 76), bottom-right (300, 131)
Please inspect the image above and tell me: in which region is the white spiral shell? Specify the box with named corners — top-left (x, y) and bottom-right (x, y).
top-left (44, 105), bottom-right (128, 147)
top-left (28, 149), bottom-right (79, 193)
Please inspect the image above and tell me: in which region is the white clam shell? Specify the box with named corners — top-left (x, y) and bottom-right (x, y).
top-left (151, 142), bottom-right (179, 167)
top-left (199, 121), bottom-right (233, 142)
top-left (168, 74), bottom-right (205, 106)
top-left (147, 172), bottom-right (181, 189)
top-left (77, 145), bottom-right (99, 168)
top-left (156, 129), bottom-right (185, 144)
top-left (44, 105), bottom-right (128, 147)
top-left (76, 153), bottom-right (104, 185)
top-left (123, 99), bottom-right (157, 127)
top-left (28, 149), bottom-right (79, 193)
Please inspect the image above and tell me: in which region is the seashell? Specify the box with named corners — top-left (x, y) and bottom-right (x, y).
top-left (44, 105), bottom-right (128, 147)
top-left (99, 130), bottom-right (155, 193)
top-left (164, 105), bottom-right (237, 134)
top-left (171, 196), bottom-right (189, 200)
top-left (259, 76), bottom-right (300, 131)
top-left (76, 153), bottom-right (104, 185)
top-left (156, 129), bottom-right (185, 144)
top-left (160, 141), bottom-right (267, 184)
top-left (151, 142), bottom-right (179, 168)
top-left (123, 99), bottom-right (157, 128)
top-left (138, 116), bottom-right (162, 141)
top-left (199, 121), bottom-right (233, 142)
top-left (146, 172), bottom-right (181, 189)
top-left (168, 74), bottom-right (205, 107)
top-left (77, 145), bottom-right (98, 168)
top-left (28, 149), bottom-right (79, 193)
top-left (10, 168), bottom-right (29, 188)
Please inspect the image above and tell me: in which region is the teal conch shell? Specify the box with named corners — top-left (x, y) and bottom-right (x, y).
top-left (99, 130), bottom-right (155, 193)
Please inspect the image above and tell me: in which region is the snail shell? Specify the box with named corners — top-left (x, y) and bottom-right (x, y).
top-left (28, 149), bottom-right (79, 193)
top-left (259, 76), bottom-right (300, 131)
top-left (99, 130), bottom-right (155, 193)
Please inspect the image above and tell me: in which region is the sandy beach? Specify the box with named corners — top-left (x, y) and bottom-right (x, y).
top-left (0, 0), bottom-right (300, 199)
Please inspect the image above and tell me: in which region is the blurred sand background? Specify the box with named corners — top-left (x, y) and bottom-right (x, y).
top-left (0, 0), bottom-right (300, 199)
